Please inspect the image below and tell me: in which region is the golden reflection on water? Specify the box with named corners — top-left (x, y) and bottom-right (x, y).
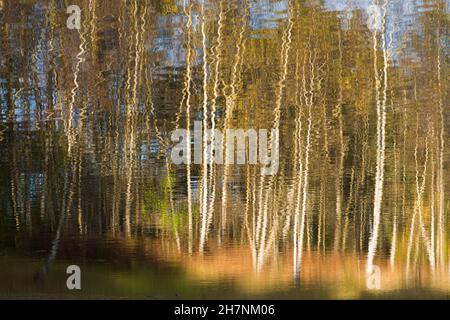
top-left (0, 0), bottom-right (448, 299)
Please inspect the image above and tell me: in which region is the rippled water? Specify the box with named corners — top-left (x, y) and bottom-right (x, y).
top-left (0, 0), bottom-right (449, 299)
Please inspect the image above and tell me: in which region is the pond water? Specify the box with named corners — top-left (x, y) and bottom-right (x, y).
top-left (0, 0), bottom-right (448, 299)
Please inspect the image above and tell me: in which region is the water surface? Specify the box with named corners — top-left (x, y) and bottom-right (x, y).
top-left (0, 0), bottom-right (449, 299)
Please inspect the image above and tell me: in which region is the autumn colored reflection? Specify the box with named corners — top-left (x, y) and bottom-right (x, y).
top-left (0, 0), bottom-right (448, 299)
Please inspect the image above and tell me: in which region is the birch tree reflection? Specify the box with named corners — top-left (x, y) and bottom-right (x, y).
top-left (0, 0), bottom-right (448, 298)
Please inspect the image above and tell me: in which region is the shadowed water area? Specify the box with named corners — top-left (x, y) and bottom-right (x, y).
top-left (0, 0), bottom-right (449, 299)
